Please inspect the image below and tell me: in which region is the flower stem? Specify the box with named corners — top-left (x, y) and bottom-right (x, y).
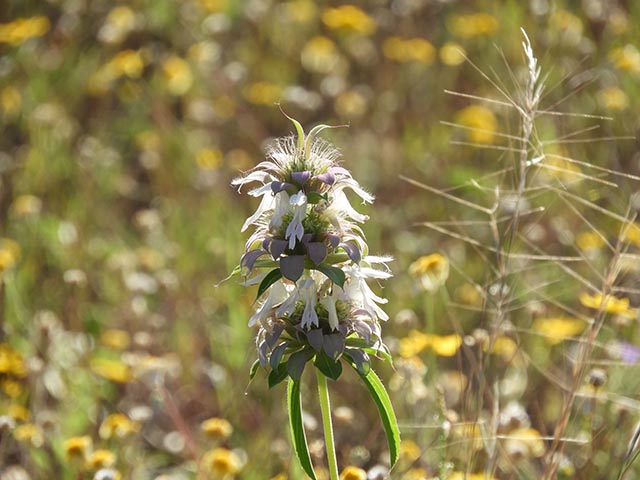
top-left (317, 369), bottom-right (339, 480)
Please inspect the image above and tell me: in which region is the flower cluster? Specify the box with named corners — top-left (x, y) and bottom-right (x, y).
top-left (233, 116), bottom-right (392, 382)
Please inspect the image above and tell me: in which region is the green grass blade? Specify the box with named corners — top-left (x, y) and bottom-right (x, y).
top-left (287, 378), bottom-right (317, 480)
top-left (348, 360), bottom-right (400, 469)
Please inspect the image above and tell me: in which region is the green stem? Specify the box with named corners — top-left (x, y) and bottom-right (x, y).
top-left (317, 369), bottom-right (339, 480)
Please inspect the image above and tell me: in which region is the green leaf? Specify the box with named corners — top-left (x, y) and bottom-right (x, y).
top-left (287, 349), bottom-right (314, 382)
top-left (347, 361), bottom-right (401, 469)
top-left (268, 363), bottom-right (288, 389)
top-left (249, 359), bottom-right (261, 379)
top-left (306, 192), bottom-right (325, 204)
top-left (288, 378), bottom-right (317, 480)
top-left (314, 352), bottom-right (343, 381)
top-left (314, 264), bottom-right (346, 288)
top-left (256, 269), bottom-right (282, 301)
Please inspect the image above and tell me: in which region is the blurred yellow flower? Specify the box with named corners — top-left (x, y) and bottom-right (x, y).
top-left (87, 449), bottom-right (116, 469)
top-left (409, 253), bottom-right (449, 292)
top-left (136, 130), bottom-right (162, 152)
top-left (64, 436), bottom-right (92, 460)
top-left (455, 282), bottom-right (483, 306)
top-left (550, 9), bottom-right (583, 44)
top-left (7, 404), bottom-right (30, 421)
top-left (440, 42), bottom-right (466, 66)
top-left (455, 105), bottom-right (498, 144)
top-left (399, 331), bottom-right (462, 358)
top-left (1, 379), bottom-right (24, 398)
top-left (452, 422), bottom-right (483, 451)
top-left (99, 6), bottom-right (137, 44)
top-left (285, 0), bottom-right (317, 23)
top-left (544, 155), bottom-right (583, 184)
top-left (201, 417), bottom-right (233, 440)
top-left (243, 82), bottom-right (282, 105)
top-left (622, 223), bottom-right (640, 248)
top-left (163, 56), bottom-right (193, 96)
top-left (0, 238), bottom-right (21, 274)
top-left (200, 0), bottom-right (227, 12)
top-left (609, 44), bottom-right (640, 74)
top-left (447, 13), bottom-right (498, 38)
top-left (14, 423), bottom-right (44, 447)
top-left (0, 16), bottom-right (50, 45)
top-left (399, 439), bottom-right (421, 462)
top-left (335, 90), bottom-right (367, 118)
top-left (1, 86), bottom-right (21, 117)
top-left (579, 292), bottom-right (637, 319)
top-left (201, 448), bottom-right (243, 476)
top-left (340, 466), bottom-right (366, 480)
top-left (10, 194), bottom-right (42, 217)
top-left (301, 36), bottom-right (341, 74)
top-left (504, 428), bottom-right (545, 457)
top-left (402, 468), bottom-right (428, 480)
top-left (100, 329), bottom-right (131, 351)
top-left (322, 6), bottom-right (376, 35)
top-left (383, 37), bottom-right (435, 65)
top-left (99, 413), bottom-right (140, 440)
top-left (597, 87), bottom-right (629, 111)
top-left (449, 473), bottom-right (495, 480)
top-left (575, 231), bottom-right (605, 252)
top-left (196, 148), bottom-right (223, 170)
top-left (90, 358), bottom-right (132, 383)
top-left (111, 50), bottom-right (146, 79)
top-left (484, 336), bottom-right (518, 360)
top-left (0, 343), bottom-right (27, 377)
top-left (532, 317), bottom-right (586, 345)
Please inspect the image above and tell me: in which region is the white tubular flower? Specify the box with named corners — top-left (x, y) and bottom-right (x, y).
top-left (300, 276), bottom-right (319, 329)
top-left (241, 183), bottom-right (275, 232)
top-left (270, 190), bottom-right (290, 229)
top-left (320, 292), bottom-right (340, 331)
top-left (343, 264), bottom-right (391, 322)
top-left (248, 281), bottom-right (288, 327)
top-left (285, 190), bottom-right (307, 249)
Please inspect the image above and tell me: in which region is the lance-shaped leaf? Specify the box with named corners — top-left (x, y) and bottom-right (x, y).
top-left (287, 348), bottom-right (314, 382)
top-left (288, 379), bottom-right (317, 480)
top-left (346, 360), bottom-right (400, 469)
top-left (314, 352), bottom-right (342, 381)
top-left (315, 264), bottom-right (346, 288)
top-left (269, 342), bottom-right (289, 370)
top-left (268, 363), bottom-right (288, 388)
top-left (256, 268), bottom-right (283, 300)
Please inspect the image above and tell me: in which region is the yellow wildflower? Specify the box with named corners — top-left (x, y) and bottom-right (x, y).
top-left (0, 16), bottom-right (50, 45)
top-left (7, 404), bottom-right (30, 421)
top-left (455, 105), bottom-right (498, 144)
top-left (447, 13), bottom-right (498, 38)
top-left (383, 37), bottom-right (435, 65)
top-left (86, 449), bottom-right (116, 469)
top-left (301, 36), bottom-right (341, 74)
top-left (196, 148), bottom-right (223, 170)
top-left (399, 331), bottom-right (462, 358)
top-left (484, 336), bottom-right (518, 360)
top-left (99, 6), bottom-right (137, 44)
top-left (0, 343), bottom-right (27, 377)
top-left (201, 417), bottom-right (233, 440)
top-left (550, 9), bottom-right (583, 45)
top-left (335, 90), bottom-right (367, 118)
top-left (597, 87), bottom-right (629, 111)
top-left (340, 466), bottom-right (366, 480)
top-left (100, 329), bottom-right (130, 351)
top-left (14, 423), bottom-right (44, 447)
top-left (609, 44), bottom-right (640, 74)
top-left (10, 194), bottom-right (42, 217)
top-left (99, 413), bottom-right (139, 440)
top-left (440, 42), bottom-right (466, 66)
top-left (579, 292), bottom-right (637, 319)
top-left (575, 231), bottom-right (605, 252)
top-left (200, 0), bottom-right (227, 12)
top-left (451, 422), bottom-right (483, 451)
top-left (449, 473), bottom-right (495, 480)
top-left (90, 358), bottom-right (132, 383)
top-left (285, 0), bottom-right (317, 23)
top-left (201, 448), bottom-right (243, 476)
top-left (0, 238), bottom-right (21, 274)
top-left (409, 253), bottom-right (449, 292)
top-left (64, 436), bottom-right (92, 460)
top-left (110, 50), bottom-right (146, 79)
top-left (243, 82), bottom-right (282, 105)
top-left (622, 223), bottom-right (640, 248)
top-left (504, 428), bottom-right (545, 457)
top-left (1, 379), bottom-right (24, 398)
top-left (399, 439), bottom-right (421, 462)
top-left (322, 6), bottom-right (376, 35)
top-left (532, 317), bottom-right (586, 345)
top-left (163, 56), bottom-right (193, 96)
top-left (455, 282), bottom-right (483, 306)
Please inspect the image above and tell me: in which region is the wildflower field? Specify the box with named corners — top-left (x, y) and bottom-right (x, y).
top-left (1, 1), bottom-right (640, 479)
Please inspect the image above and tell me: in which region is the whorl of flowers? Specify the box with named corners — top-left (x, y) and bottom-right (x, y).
top-left (233, 115), bottom-right (392, 382)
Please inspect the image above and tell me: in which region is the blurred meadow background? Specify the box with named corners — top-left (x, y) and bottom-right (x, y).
top-left (1, 0), bottom-right (640, 479)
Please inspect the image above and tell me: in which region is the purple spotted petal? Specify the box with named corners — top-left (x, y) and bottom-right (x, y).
top-left (306, 242), bottom-right (327, 265)
top-left (315, 172), bottom-right (336, 185)
top-left (340, 242), bottom-right (361, 263)
top-left (280, 255), bottom-right (305, 281)
top-left (291, 171), bottom-right (312, 185)
top-left (307, 329), bottom-right (324, 352)
top-left (271, 181), bottom-right (292, 194)
top-left (241, 249), bottom-right (267, 271)
top-left (269, 239), bottom-right (288, 260)
top-left (326, 234), bottom-right (340, 249)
